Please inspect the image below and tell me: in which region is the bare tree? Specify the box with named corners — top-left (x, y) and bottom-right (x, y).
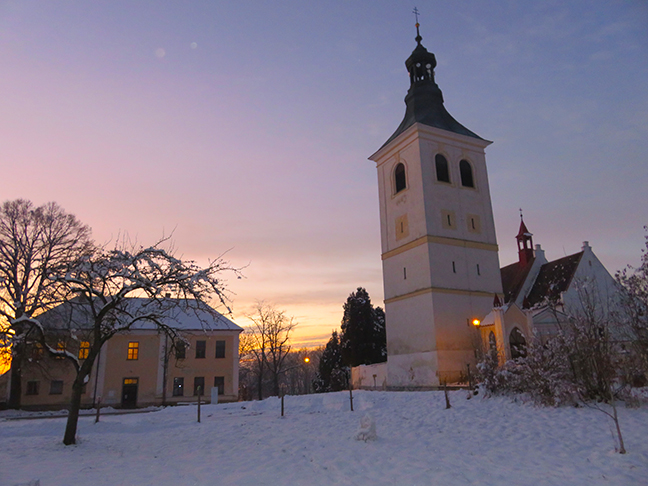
top-left (0, 199), bottom-right (93, 409)
top-left (27, 236), bottom-right (240, 445)
top-left (616, 228), bottom-right (648, 380)
top-left (244, 303), bottom-right (297, 398)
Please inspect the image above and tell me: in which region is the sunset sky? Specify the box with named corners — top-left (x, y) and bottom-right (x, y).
top-left (1, 1), bottom-right (647, 347)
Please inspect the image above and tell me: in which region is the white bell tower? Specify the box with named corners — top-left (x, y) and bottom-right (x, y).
top-left (369, 24), bottom-right (502, 387)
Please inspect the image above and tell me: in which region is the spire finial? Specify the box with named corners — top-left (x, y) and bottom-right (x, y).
top-left (519, 208), bottom-right (523, 220)
top-left (413, 7), bottom-right (422, 44)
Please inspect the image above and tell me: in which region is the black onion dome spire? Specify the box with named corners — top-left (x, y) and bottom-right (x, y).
top-left (380, 24), bottom-right (483, 149)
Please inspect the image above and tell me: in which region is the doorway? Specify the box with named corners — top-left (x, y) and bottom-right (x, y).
top-left (121, 377), bottom-right (138, 408)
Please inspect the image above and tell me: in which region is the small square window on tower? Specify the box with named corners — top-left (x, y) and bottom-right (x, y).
top-left (441, 210), bottom-right (456, 230)
top-left (395, 214), bottom-right (409, 241)
top-left (467, 214), bottom-right (481, 234)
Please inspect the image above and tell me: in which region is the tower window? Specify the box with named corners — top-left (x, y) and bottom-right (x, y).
top-left (394, 163), bottom-right (406, 194)
top-left (452, 261), bottom-right (456, 273)
top-left (460, 160), bottom-right (474, 188)
top-left (435, 154), bottom-right (450, 183)
top-left (403, 267), bottom-right (407, 280)
top-left (477, 264), bottom-right (481, 275)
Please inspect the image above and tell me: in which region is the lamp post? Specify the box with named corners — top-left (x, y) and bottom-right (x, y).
top-left (303, 356), bottom-right (310, 394)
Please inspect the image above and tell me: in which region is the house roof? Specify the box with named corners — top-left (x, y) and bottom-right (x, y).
top-left (501, 257), bottom-right (536, 304)
top-left (38, 297), bottom-right (242, 332)
top-left (525, 252), bottom-right (584, 308)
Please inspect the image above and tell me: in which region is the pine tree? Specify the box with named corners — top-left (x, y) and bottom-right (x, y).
top-left (340, 287), bottom-right (387, 367)
top-left (313, 331), bottom-right (347, 392)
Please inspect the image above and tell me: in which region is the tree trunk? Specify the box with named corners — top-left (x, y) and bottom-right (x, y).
top-left (63, 377), bottom-right (85, 445)
top-left (273, 372), bottom-right (280, 397)
top-left (8, 345), bottom-right (23, 409)
top-left (257, 362), bottom-right (264, 400)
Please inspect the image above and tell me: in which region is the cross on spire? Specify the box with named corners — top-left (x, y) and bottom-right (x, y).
top-left (412, 7), bottom-right (422, 44)
top-left (413, 6), bottom-right (420, 24)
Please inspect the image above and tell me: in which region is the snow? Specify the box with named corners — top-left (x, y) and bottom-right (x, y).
top-left (2, 390), bottom-right (647, 486)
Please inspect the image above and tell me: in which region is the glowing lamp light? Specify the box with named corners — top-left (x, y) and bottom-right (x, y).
top-left (304, 357), bottom-right (310, 363)
top-left (472, 319), bottom-right (481, 327)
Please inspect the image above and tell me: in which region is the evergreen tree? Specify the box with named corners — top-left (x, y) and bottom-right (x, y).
top-left (313, 330), bottom-right (347, 392)
top-left (340, 287), bottom-right (387, 367)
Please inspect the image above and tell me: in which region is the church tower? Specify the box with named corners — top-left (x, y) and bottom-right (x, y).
top-left (369, 23), bottom-right (503, 386)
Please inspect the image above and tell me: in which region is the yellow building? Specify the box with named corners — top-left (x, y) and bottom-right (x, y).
top-left (2, 299), bottom-right (242, 409)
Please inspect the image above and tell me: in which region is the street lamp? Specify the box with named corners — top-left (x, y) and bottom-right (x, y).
top-left (303, 356), bottom-right (311, 394)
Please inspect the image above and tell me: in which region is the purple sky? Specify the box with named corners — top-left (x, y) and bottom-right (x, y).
top-left (1, 1), bottom-right (647, 346)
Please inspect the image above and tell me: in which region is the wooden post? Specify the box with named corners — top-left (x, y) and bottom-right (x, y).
top-left (197, 386), bottom-right (202, 423)
top-left (349, 387), bottom-right (354, 412)
top-left (443, 381), bottom-right (451, 409)
top-left (467, 363), bottom-right (472, 390)
top-left (281, 394), bottom-right (285, 417)
top-left (95, 397), bottom-right (101, 424)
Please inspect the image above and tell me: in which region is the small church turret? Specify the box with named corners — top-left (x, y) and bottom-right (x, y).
top-left (516, 213), bottom-right (534, 267)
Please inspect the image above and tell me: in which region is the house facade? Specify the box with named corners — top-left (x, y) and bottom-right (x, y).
top-left (3, 299), bottom-right (242, 409)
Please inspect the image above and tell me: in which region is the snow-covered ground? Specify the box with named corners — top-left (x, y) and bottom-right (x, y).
top-left (2, 390), bottom-right (647, 486)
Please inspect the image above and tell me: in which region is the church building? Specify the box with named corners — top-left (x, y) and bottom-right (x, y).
top-left (369, 24), bottom-right (502, 387)
top-left (363, 24), bottom-right (619, 389)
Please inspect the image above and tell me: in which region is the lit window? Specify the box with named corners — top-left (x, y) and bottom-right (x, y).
top-left (127, 342), bottom-right (139, 360)
top-left (195, 340), bottom-right (206, 359)
top-left (215, 340), bottom-right (225, 359)
top-left (55, 341), bottom-right (66, 359)
top-left (173, 377), bottom-right (184, 397)
top-left (435, 154), bottom-right (450, 183)
top-left (31, 343), bottom-right (44, 360)
top-left (214, 376), bottom-right (225, 395)
top-left (26, 381), bottom-right (39, 396)
top-left (194, 376), bottom-right (205, 396)
top-left (123, 377), bottom-right (138, 385)
top-left (460, 160), bottom-right (474, 188)
top-left (78, 341), bottom-right (90, 360)
top-left (50, 380), bottom-right (64, 395)
top-left (394, 163), bottom-right (406, 194)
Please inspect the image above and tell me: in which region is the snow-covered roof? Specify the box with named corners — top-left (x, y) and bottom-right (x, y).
top-left (38, 297), bottom-right (242, 332)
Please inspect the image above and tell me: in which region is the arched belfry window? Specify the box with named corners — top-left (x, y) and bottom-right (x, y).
top-left (394, 163), bottom-right (406, 194)
top-left (435, 154), bottom-right (450, 183)
top-left (509, 327), bottom-right (527, 360)
top-left (460, 160), bottom-right (474, 188)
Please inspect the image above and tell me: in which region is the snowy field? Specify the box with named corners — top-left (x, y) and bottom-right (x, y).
top-left (2, 390), bottom-right (647, 486)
